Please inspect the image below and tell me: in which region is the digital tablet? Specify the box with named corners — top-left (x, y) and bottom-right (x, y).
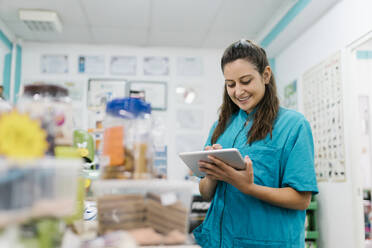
top-left (179, 148), bottom-right (246, 178)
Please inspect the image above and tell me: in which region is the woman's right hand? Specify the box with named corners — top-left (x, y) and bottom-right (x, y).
top-left (205, 144), bottom-right (222, 151)
top-left (201, 144), bottom-right (222, 182)
top-left (198, 144), bottom-right (222, 201)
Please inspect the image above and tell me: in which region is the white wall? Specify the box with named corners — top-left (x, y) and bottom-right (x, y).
top-left (352, 48), bottom-right (372, 190)
top-left (21, 42), bottom-right (224, 181)
top-left (274, 0), bottom-right (372, 247)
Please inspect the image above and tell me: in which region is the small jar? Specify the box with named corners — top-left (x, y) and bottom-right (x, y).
top-left (17, 84), bottom-right (74, 154)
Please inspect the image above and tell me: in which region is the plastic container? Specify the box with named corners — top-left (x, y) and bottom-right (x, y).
top-left (0, 158), bottom-right (82, 228)
top-left (101, 97), bottom-right (154, 179)
top-left (17, 84), bottom-right (74, 154)
top-left (91, 179), bottom-right (196, 237)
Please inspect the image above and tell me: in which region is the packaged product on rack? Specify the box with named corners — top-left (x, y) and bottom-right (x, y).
top-left (92, 179), bottom-right (195, 245)
top-left (17, 84), bottom-right (74, 155)
top-left (101, 97), bottom-right (154, 179)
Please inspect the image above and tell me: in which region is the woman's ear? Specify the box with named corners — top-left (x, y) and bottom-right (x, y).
top-left (263, 66), bottom-right (271, 85)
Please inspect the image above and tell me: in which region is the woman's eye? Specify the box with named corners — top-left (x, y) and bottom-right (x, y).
top-left (226, 83), bottom-right (235, 88)
top-left (241, 80), bottom-right (251, 85)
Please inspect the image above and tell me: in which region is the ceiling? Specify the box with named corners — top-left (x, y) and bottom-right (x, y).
top-left (0, 0), bottom-right (341, 56)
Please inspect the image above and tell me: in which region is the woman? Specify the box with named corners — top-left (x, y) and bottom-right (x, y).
top-left (193, 39), bottom-right (318, 248)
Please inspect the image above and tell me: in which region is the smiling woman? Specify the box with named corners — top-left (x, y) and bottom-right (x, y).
top-left (193, 39), bottom-right (318, 248)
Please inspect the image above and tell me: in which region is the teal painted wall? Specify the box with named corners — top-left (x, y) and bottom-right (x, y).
top-left (14, 44), bottom-right (22, 102)
top-left (3, 52), bottom-right (11, 100)
top-left (260, 0), bottom-right (311, 48)
top-left (0, 30), bottom-right (12, 101)
top-left (356, 50), bottom-right (372, 59)
top-left (0, 30), bottom-right (22, 102)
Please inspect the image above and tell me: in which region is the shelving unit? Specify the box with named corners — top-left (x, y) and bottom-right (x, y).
top-left (305, 196), bottom-right (318, 247)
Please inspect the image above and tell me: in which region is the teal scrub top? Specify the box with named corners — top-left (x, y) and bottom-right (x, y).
top-left (193, 107), bottom-right (319, 248)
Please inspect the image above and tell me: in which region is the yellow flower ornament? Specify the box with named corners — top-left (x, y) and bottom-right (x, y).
top-left (0, 111), bottom-right (48, 158)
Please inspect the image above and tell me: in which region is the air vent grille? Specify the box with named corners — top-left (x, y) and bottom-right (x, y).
top-left (19, 9), bottom-right (63, 33)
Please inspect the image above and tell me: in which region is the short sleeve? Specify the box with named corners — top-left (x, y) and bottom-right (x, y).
top-left (282, 119), bottom-right (318, 194)
top-left (204, 121), bottom-right (218, 148)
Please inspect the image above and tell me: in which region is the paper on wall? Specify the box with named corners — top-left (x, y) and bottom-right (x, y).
top-left (110, 56), bottom-right (137, 75)
top-left (41, 54), bottom-right (68, 74)
top-left (143, 56), bottom-right (169, 76)
top-left (78, 55), bottom-right (105, 74)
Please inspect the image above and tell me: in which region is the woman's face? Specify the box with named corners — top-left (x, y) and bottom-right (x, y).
top-left (223, 59), bottom-right (271, 114)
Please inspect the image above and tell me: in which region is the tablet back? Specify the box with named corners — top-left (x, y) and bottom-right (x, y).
top-left (179, 148), bottom-right (246, 178)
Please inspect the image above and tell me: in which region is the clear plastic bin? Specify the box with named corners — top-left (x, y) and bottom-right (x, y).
top-left (0, 158), bottom-right (82, 227)
top-left (91, 179), bottom-right (196, 238)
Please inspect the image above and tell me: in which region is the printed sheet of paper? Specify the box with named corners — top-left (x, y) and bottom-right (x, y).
top-left (302, 52), bottom-right (345, 182)
top-left (110, 56), bottom-right (137, 75)
top-left (78, 55), bottom-right (105, 74)
top-left (41, 54), bottom-right (68, 74)
top-left (143, 56), bottom-right (169, 76)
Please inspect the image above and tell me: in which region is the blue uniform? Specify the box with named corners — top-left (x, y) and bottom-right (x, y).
top-left (193, 107), bottom-right (318, 248)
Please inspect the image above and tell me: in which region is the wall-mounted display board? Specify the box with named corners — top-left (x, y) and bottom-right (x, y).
top-left (87, 78), bottom-right (128, 109)
top-left (127, 80), bottom-right (167, 111)
top-left (302, 52), bottom-right (346, 182)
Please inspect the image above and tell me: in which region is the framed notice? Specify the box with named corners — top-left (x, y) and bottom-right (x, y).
top-left (143, 56), bottom-right (169, 76)
top-left (110, 56), bottom-right (137, 75)
top-left (41, 54), bottom-right (68, 74)
top-left (128, 80), bottom-right (167, 110)
top-left (78, 55), bottom-right (105, 74)
top-left (87, 78), bottom-right (128, 108)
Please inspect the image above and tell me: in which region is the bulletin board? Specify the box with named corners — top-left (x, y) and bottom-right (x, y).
top-left (302, 52), bottom-right (346, 182)
top-left (87, 78), bottom-right (128, 109)
top-left (127, 80), bottom-right (167, 111)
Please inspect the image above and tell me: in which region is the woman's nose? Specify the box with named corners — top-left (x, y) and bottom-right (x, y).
top-left (235, 84), bottom-right (245, 95)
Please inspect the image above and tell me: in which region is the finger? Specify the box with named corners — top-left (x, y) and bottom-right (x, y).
top-left (207, 155), bottom-right (233, 172)
top-left (199, 161), bottom-right (225, 176)
top-left (207, 174), bottom-right (218, 180)
top-left (199, 166), bottom-right (219, 179)
top-left (205, 146), bottom-right (213, 151)
top-left (245, 155), bottom-right (253, 172)
top-left (212, 144), bottom-right (222, 150)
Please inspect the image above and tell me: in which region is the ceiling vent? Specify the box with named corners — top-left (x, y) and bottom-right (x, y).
top-left (19, 9), bottom-right (63, 33)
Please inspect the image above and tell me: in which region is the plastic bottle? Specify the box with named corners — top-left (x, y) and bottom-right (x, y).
top-left (101, 97), bottom-right (154, 179)
top-left (132, 101), bottom-right (154, 179)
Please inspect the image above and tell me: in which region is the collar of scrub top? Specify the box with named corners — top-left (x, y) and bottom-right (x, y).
top-left (238, 107), bottom-right (257, 124)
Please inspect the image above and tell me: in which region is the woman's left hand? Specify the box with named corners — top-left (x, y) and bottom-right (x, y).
top-left (198, 155), bottom-right (254, 189)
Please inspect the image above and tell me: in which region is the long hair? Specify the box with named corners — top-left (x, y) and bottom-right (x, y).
top-left (211, 39), bottom-right (279, 145)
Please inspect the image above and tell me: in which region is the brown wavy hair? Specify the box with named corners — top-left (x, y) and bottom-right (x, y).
top-left (211, 39), bottom-right (279, 145)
